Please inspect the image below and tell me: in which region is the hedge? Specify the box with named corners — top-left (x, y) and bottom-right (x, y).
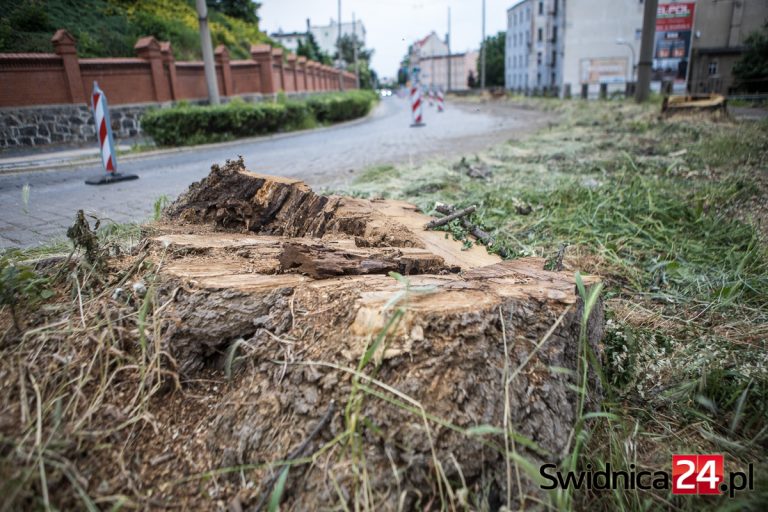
top-left (141, 90), bottom-right (378, 146)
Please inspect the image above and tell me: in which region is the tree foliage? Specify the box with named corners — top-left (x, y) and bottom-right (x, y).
top-left (297, 32), bottom-right (331, 65)
top-left (334, 33), bottom-right (377, 90)
top-left (0, 0), bottom-right (270, 60)
top-left (208, 0), bottom-right (261, 24)
top-left (477, 31), bottom-right (505, 87)
top-left (733, 22), bottom-right (768, 92)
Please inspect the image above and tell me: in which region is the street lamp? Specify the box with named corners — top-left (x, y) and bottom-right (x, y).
top-left (616, 38), bottom-right (636, 82)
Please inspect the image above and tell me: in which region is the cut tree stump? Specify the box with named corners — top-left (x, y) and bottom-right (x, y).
top-left (142, 158), bottom-right (604, 509)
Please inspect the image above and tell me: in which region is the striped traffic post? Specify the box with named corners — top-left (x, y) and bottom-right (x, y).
top-left (85, 81), bottom-right (138, 185)
top-left (410, 84), bottom-right (425, 127)
top-left (437, 89), bottom-right (445, 112)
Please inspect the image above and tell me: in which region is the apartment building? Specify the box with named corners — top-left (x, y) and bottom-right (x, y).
top-left (688, 0), bottom-right (768, 94)
top-left (505, 0), bottom-right (564, 91)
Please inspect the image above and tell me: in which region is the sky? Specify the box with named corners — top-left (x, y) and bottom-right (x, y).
top-left (259, 0), bottom-right (516, 80)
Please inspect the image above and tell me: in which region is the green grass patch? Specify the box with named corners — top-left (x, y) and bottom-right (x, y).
top-left (346, 98), bottom-right (768, 510)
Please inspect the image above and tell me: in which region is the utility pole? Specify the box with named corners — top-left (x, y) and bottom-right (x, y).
top-left (196, 0), bottom-right (220, 105)
top-left (337, 0), bottom-right (344, 90)
top-left (480, 0), bottom-right (486, 89)
top-left (447, 6), bottom-right (452, 92)
top-left (352, 12), bottom-right (360, 89)
top-left (635, 0), bottom-right (658, 102)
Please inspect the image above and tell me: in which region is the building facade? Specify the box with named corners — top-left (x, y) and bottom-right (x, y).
top-left (506, 0), bottom-right (767, 97)
top-left (419, 52), bottom-right (479, 91)
top-left (309, 18), bottom-right (366, 57)
top-left (409, 32), bottom-right (477, 91)
top-left (688, 0), bottom-right (768, 94)
top-left (560, 0), bottom-right (643, 94)
top-left (270, 30), bottom-right (307, 53)
top-left (505, 0), bottom-right (564, 91)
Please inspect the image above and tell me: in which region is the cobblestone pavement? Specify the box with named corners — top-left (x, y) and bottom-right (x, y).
top-left (0, 97), bottom-right (550, 248)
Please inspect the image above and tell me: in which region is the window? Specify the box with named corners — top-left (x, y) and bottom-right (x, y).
top-left (553, 0), bottom-right (558, 15)
top-left (539, 2), bottom-right (543, 15)
top-left (537, 72), bottom-right (541, 85)
top-left (551, 72), bottom-right (556, 84)
top-left (538, 28), bottom-right (543, 41)
top-left (526, 8), bottom-right (530, 20)
top-left (537, 52), bottom-right (542, 65)
top-left (552, 50), bottom-right (556, 66)
top-left (708, 61), bottom-right (718, 76)
top-left (552, 26), bottom-right (557, 42)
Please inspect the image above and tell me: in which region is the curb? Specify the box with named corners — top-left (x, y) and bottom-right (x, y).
top-left (0, 102), bottom-right (382, 176)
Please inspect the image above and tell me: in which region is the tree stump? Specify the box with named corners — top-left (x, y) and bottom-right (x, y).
top-left (146, 158), bottom-right (604, 509)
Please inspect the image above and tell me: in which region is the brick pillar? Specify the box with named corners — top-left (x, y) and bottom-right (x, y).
top-left (285, 53), bottom-right (297, 92)
top-left (272, 48), bottom-right (285, 91)
top-left (297, 56), bottom-right (308, 91)
top-left (51, 29), bottom-right (85, 104)
top-left (251, 44), bottom-right (275, 94)
top-left (135, 36), bottom-right (171, 102)
top-left (160, 41), bottom-right (178, 101)
top-left (309, 62), bottom-right (318, 91)
top-left (599, 82), bottom-right (608, 100)
top-left (215, 45), bottom-right (232, 97)
top-left (581, 83), bottom-right (589, 99)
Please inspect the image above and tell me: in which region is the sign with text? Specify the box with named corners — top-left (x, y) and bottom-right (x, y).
top-left (579, 58), bottom-right (628, 84)
top-left (653, 1), bottom-right (696, 85)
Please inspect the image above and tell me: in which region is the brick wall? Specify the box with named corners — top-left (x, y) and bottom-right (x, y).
top-left (0, 29), bottom-right (358, 147)
top-left (0, 29), bottom-right (357, 107)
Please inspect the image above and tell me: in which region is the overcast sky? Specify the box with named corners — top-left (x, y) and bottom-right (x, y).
top-left (259, 0), bottom-right (515, 80)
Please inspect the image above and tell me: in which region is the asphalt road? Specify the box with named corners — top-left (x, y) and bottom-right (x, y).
top-left (0, 96), bottom-right (547, 248)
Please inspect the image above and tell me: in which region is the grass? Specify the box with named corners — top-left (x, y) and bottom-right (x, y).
top-left (340, 97), bottom-right (768, 510)
top-left (1, 98), bottom-right (766, 510)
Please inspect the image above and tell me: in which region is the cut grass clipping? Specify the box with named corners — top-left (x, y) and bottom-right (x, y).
top-left (1, 97), bottom-right (766, 510)
top-left (343, 98), bottom-right (768, 510)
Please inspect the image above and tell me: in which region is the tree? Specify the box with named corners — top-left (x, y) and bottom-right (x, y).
top-left (208, 0), bottom-right (261, 24)
top-left (333, 33), bottom-right (377, 90)
top-left (334, 33), bottom-right (372, 66)
top-left (297, 32), bottom-right (331, 65)
top-left (477, 31), bottom-right (505, 87)
top-left (733, 22), bottom-right (768, 93)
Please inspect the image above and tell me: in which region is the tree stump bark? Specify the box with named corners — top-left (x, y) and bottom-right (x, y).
top-left (145, 158), bottom-right (604, 509)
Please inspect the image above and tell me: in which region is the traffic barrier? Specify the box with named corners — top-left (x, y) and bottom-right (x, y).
top-left (85, 81), bottom-right (138, 185)
top-left (410, 84), bottom-right (425, 127)
top-left (437, 89), bottom-right (445, 112)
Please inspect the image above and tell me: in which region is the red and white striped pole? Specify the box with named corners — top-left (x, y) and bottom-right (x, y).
top-left (410, 84), bottom-right (425, 127)
top-left (85, 81), bottom-right (138, 185)
top-left (437, 89), bottom-right (445, 112)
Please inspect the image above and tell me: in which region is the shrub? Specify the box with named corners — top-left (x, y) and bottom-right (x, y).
top-left (141, 91), bottom-right (377, 146)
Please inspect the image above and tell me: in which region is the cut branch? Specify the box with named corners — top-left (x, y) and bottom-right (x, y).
top-left (424, 205), bottom-right (476, 230)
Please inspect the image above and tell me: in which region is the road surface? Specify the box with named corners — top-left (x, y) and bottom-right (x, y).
top-left (0, 97), bottom-right (547, 248)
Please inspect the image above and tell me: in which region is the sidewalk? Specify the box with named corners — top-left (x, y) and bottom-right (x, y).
top-left (0, 142), bottom-right (139, 172)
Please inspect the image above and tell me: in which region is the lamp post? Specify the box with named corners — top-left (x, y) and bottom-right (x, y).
top-left (615, 38), bottom-right (636, 82)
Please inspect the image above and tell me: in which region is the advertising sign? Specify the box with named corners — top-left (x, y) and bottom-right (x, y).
top-left (580, 58), bottom-right (628, 84)
top-left (653, 1), bottom-right (696, 85)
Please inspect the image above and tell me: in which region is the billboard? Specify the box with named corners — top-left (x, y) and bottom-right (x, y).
top-left (653, 1), bottom-right (696, 85)
top-left (580, 58), bottom-right (629, 84)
